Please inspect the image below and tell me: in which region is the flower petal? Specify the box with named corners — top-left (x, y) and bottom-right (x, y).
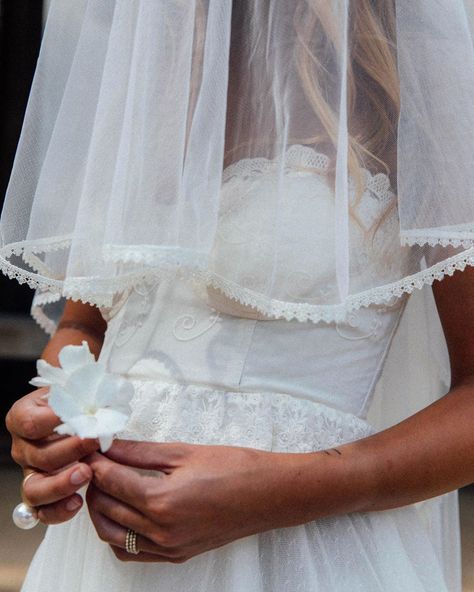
top-left (35, 359), bottom-right (67, 386)
top-left (98, 435), bottom-right (114, 453)
top-left (29, 377), bottom-right (52, 388)
top-left (65, 363), bottom-right (106, 407)
top-left (65, 415), bottom-right (99, 439)
top-left (48, 385), bottom-right (84, 421)
top-left (58, 341), bottom-right (96, 373)
top-left (54, 423), bottom-right (76, 436)
top-left (94, 408), bottom-right (130, 435)
top-left (95, 375), bottom-right (134, 414)
top-left (114, 380), bottom-right (134, 414)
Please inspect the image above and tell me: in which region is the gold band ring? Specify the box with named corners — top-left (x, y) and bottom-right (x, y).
top-left (21, 470), bottom-right (38, 505)
top-left (125, 528), bottom-right (140, 555)
top-left (22, 471), bottom-right (37, 488)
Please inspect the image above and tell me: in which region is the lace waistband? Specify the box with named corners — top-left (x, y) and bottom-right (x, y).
top-left (119, 379), bottom-right (376, 453)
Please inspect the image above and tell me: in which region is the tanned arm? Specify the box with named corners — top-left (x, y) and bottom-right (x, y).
top-left (41, 300), bottom-right (107, 366)
top-left (285, 267), bottom-right (474, 522)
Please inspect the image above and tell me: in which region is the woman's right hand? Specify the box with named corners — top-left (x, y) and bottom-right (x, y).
top-left (5, 388), bottom-right (100, 525)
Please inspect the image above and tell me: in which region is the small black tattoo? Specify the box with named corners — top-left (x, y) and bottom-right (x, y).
top-left (322, 448), bottom-right (342, 456)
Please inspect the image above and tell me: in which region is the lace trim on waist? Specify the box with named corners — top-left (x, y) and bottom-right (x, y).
top-left (119, 379), bottom-right (376, 453)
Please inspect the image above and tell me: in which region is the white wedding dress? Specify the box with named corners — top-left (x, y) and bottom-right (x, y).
top-left (21, 147), bottom-right (461, 592)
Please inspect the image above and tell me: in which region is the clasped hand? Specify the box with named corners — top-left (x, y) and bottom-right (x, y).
top-left (86, 440), bottom-right (292, 563)
top-left (6, 390), bottom-right (312, 563)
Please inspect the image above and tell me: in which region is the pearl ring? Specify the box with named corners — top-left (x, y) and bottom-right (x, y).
top-left (12, 471), bottom-right (40, 530)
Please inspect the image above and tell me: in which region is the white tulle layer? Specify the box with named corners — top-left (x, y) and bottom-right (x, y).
top-left (21, 379), bottom-right (449, 592)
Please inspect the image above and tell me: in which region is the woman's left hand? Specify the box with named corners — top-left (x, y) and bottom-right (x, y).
top-left (85, 440), bottom-right (317, 563)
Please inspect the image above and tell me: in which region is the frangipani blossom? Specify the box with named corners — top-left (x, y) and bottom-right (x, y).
top-left (30, 341), bottom-right (134, 452)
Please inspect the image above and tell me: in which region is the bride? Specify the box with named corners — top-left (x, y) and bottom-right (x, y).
top-left (2, 1), bottom-right (474, 590)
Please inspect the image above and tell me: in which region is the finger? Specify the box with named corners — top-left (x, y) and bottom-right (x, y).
top-left (88, 454), bottom-right (161, 511)
top-left (86, 483), bottom-right (151, 532)
top-left (37, 494), bottom-right (84, 525)
top-left (109, 545), bottom-right (185, 563)
top-left (23, 436), bottom-right (100, 473)
top-left (87, 500), bottom-right (179, 559)
top-left (23, 463), bottom-right (92, 506)
top-left (6, 390), bottom-right (60, 440)
top-left (105, 440), bottom-right (191, 471)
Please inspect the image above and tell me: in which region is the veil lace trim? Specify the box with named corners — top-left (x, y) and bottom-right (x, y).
top-left (3, 243), bottom-right (473, 333)
top-left (2, 144), bottom-right (474, 331)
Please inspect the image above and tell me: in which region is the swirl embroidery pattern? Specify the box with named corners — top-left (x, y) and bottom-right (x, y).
top-left (173, 310), bottom-right (222, 341)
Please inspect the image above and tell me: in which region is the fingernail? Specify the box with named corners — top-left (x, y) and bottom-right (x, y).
top-left (66, 498), bottom-right (82, 512)
top-left (70, 468), bottom-right (90, 485)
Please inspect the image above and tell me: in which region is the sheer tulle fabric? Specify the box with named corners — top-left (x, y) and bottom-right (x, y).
top-left (21, 374), bottom-right (449, 592)
top-left (1, 0), bottom-right (474, 328)
top-left (22, 501), bottom-right (448, 592)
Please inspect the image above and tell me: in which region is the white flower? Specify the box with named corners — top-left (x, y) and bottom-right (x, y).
top-left (30, 341), bottom-right (134, 452)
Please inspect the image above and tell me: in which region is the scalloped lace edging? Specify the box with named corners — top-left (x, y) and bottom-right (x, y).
top-left (222, 144), bottom-right (394, 205)
top-left (30, 289), bottom-right (64, 335)
top-left (2, 244), bottom-right (474, 328)
top-left (400, 232), bottom-right (474, 249)
top-left (31, 303), bottom-right (58, 335)
top-left (1, 236), bottom-right (72, 257)
top-left (198, 245), bottom-right (474, 322)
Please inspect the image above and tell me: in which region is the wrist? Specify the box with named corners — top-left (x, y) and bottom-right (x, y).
top-left (56, 319), bottom-right (106, 344)
top-left (41, 323), bottom-right (105, 366)
top-left (267, 443), bottom-right (379, 528)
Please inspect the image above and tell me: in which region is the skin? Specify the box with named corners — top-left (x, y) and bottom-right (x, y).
top-left (5, 268), bottom-right (474, 563)
top-left (6, 301), bottom-right (105, 523)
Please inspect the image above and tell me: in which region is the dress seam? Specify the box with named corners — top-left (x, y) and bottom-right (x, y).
top-left (356, 296), bottom-right (409, 418)
top-left (236, 318), bottom-right (258, 387)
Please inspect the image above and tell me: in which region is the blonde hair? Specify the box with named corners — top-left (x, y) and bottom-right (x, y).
top-left (191, 2), bottom-right (400, 233)
top-left (294, 0), bottom-right (399, 232)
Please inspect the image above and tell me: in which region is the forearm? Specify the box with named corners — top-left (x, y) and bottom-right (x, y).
top-left (354, 376), bottom-right (474, 510)
top-left (41, 300), bottom-right (107, 366)
top-left (274, 378), bottom-right (474, 527)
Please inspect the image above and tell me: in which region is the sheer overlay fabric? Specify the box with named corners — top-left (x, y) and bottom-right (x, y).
top-left (1, 0), bottom-right (474, 329)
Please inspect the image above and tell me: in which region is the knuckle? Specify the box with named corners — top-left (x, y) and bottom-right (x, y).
top-left (75, 439), bottom-right (95, 459)
top-left (19, 414), bottom-right (39, 440)
top-left (93, 463), bottom-right (112, 485)
top-left (5, 399), bottom-right (26, 434)
top-left (143, 489), bottom-right (157, 514)
top-left (4, 408), bottom-right (15, 434)
top-left (10, 441), bottom-right (24, 466)
top-left (96, 528), bottom-right (109, 543)
top-left (31, 452), bottom-right (55, 473)
top-left (145, 492), bottom-right (172, 517)
top-left (156, 530), bottom-right (180, 550)
top-left (148, 530), bottom-right (168, 547)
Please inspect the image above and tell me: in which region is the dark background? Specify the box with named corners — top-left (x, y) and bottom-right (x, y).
top-left (0, 0), bottom-right (47, 461)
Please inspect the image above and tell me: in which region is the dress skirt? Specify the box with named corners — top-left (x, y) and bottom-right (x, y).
top-left (20, 378), bottom-right (449, 592)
